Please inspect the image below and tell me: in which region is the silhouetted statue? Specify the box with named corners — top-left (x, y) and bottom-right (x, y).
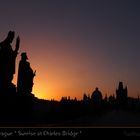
top-left (0, 31), bottom-right (20, 93)
top-left (17, 52), bottom-right (36, 95)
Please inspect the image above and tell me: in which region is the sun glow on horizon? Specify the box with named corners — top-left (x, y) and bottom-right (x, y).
top-left (9, 32), bottom-right (140, 101)
top-left (0, 0), bottom-right (140, 102)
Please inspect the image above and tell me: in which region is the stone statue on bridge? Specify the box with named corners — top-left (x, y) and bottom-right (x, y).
top-left (0, 31), bottom-right (20, 94)
top-left (17, 52), bottom-right (36, 95)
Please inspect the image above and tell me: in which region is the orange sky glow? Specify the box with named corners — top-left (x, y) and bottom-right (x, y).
top-left (10, 35), bottom-right (139, 101)
top-left (1, 1), bottom-right (140, 101)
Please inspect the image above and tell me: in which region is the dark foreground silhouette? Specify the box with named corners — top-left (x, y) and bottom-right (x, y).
top-left (0, 31), bottom-right (140, 127)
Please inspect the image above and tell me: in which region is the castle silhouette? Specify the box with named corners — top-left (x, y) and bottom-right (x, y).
top-left (0, 31), bottom-right (140, 127)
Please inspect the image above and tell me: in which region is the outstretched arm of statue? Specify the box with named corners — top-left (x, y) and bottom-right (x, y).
top-left (15, 36), bottom-right (20, 53)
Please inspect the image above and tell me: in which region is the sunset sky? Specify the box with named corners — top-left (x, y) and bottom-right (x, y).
top-left (0, 0), bottom-right (140, 100)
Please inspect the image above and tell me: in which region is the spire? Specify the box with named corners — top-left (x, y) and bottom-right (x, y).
top-left (118, 81), bottom-right (123, 89)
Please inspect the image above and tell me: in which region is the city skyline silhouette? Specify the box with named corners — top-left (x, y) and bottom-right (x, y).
top-left (0, 31), bottom-right (140, 129)
top-left (1, 1), bottom-right (140, 137)
top-left (1, 0), bottom-right (140, 100)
